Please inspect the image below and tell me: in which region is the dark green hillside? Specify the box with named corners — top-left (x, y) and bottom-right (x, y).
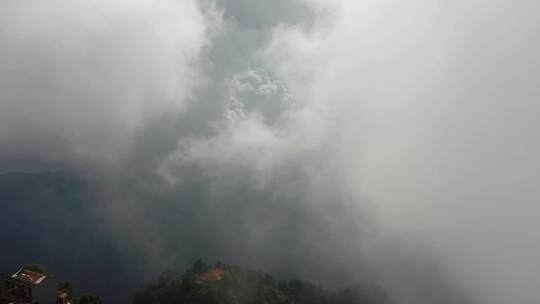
top-left (133, 260), bottom-right (392, 304)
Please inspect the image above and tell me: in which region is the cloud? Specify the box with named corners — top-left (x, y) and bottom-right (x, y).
top-left (0, 0), bottom-right (218, 169)
top-left (259, 1), bottom-right (540, 303)
top-left (1, 1), bottom-right (539, 303)
top-left (159, 0), bottom-right (540, 303)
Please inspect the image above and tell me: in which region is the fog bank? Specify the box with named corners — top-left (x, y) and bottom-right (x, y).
top-left (1, 1), bottom-right (539, 303)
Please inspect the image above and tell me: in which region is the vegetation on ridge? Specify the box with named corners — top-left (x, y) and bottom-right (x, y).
top-left (2, 260), bottom-right (391, 304)
top-left (133, 259), bottom-right (392, 304)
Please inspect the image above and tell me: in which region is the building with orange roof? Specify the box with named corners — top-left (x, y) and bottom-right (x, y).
top-left (4, 267), bottom-right (60, 304)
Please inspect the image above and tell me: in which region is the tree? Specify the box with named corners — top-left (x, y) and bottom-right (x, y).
top-left (192, 259), bottom-right (209, 275)
top-left (78, 293), bottom-right (102, 304)
top-left (57, 281), bottom-right (74, 298)
top-left (22, 263), bottom-right (48, 274)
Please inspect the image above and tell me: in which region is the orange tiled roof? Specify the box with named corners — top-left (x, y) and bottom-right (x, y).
top-left (11, 269), bottom-right (46, 284)
top-left (196, 267), bottom-right (224, 282)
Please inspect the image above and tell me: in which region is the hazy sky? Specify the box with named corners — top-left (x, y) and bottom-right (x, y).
top-left (1, 1), bottom-right (539, 303)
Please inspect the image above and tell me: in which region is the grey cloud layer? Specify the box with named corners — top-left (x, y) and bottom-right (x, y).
top-left (1, 1), bottom-right (539, 304)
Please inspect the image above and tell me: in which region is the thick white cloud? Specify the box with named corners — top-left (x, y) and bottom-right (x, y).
top-left (258, 1), bottom-right (540, 303)
top-left (161, 0), bottom-right (540, 303)
top-left (1, 0), bottom-right (538, 303)
top-left (0, 0), bottom-right (217, 167)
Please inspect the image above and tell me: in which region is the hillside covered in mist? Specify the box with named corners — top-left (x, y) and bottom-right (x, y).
top-left (133, 260), bottom-right (392, 304)
top-left (0, 171), bottom-right (468, 304)
top-left (1, 0), bottom-right (539, 303)
top-left (0, 260), bottom-right (391, 304)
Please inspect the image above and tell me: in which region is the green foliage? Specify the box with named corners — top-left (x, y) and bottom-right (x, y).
top-left (193, 259), bottom-right (210, 274)
top-left (134, 261), bottom-right (292, 304)
top-left (5, 264), bottom-right (101, 304)
top-left (133, 260), bottom-right (392, 304)
top-left (4, 260), bottom-right (390, 304)
top-left (22, 263), bottom-right (48, 274)
top-left (57, 281), bottom-right (74, 297)
top-left (78, 293), bottom-right (102, 304)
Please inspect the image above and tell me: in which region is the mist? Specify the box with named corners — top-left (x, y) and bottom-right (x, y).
top-left (1, 1), bottom-right (539, 303)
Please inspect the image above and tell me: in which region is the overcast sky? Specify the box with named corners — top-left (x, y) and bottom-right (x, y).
top-left (1, 1), bottom-right (539, 303)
